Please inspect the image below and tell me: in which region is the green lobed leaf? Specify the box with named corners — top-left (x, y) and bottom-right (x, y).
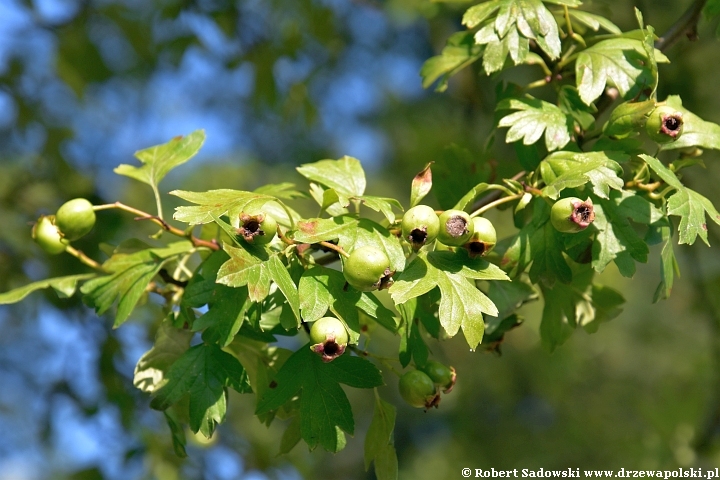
top-left (540, 150), bottom-right (625, 199)
top-left (420, 32), bottom-right (483, 91)
top-left (364, 396), bottom-right (397, 472)
top-left (466, 0), bottom-right (562, 74)
top-left (291, 216), bottom-right (358, 244)
top-left (652, 219), bottom-right (679, 302)
top-left (568, 10), bottom-right (621, 34)
top-left (150, 343), bottom-right (251, 438)
top-left (497, 96), bottom-right (572, 152)
top-left (171, 189), bottom-right (276, 225)
top-left (397, 299), bottom-right (430, 368)
top-left (389, 251), bottom-right (506, 348)
top-left (354, 196), bottom-right (403, 224)
top-left (255, 346), bottom-right (383, 452)
top-left (133, 319), bottom-right (194, 393)
top-left (80, 241), bottom-right (193, 327)
top-left (575, 36), bottom-right (669, 105)
top-left (296, 156), bottom-right (366, 200)
top-left (485, 279), bottom-right (537, 334)
top-left (558, 85), bottom-right (597, 131)
top-left (660, 96), bottom-right (720, 151)
top-left (591, 191), bottom-right (652, 277)
top-left (640, 154), bottom-right (720, 245)
top-left (308, 183), bottom-right (349, 217)
top-left (0, 273), bottom-right (96, 304)
top-left (453, 182), bottom-right (489, 212)
top-left (114, 130), bottom-right (205, 188)
top-left (193, 285), bottom-right (251, 347)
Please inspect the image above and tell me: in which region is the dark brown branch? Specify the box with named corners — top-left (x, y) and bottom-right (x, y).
top-left (655, 0), bottom-right (708, 52)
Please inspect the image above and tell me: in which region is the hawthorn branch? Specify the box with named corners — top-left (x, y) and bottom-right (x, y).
top-left (655, 0), bottom-right (708, 52)
top-left (469, 171), bottom-right (527, 213)
top-left (93, 202), bottom-right (219, 251)
top-left (65, 245), bottom-right (106, 272)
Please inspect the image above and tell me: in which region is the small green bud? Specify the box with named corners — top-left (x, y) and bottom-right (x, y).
top-left (437, 209), bottom-right (474, 246)
top-left (343, 245), bottom-right (393, 292)
top-left (645, 105), bottom-right (684, 143)
top-left (551, 197), bottom-right (595, 233)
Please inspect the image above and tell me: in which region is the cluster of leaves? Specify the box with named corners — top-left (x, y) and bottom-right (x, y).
top-left (2, 1), bottom-right (720, 478)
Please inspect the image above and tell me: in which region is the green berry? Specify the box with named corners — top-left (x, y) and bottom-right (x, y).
top-left (419, 360), bottom-right (457, 393)
top-left (32, 215), bottom-right (68, 255)
top-left (399, 370), bottom-right (440, 409)
top-left (437, 209), bottom-right (474, 246)
top-left (55, 198), bottom-right (96, 241)
top-left (343, 245), bottom-right (393, 292)
top-left (602, 99), bottom-right (656, 138)
top-left (551, 197), bottom-right (595, 233)
top-left (463, 216), bottom-right (496, 258)
top-left (645, 105), bottom-right (684, 143)
top-left (309, 317), bottom-right (349, 362)
top-left (401, 205), bottom-right (439, 250)
top-left (237, 210), bottom-right (278, 245)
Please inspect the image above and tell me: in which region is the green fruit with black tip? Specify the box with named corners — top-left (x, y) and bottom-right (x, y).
top-left (237, 210), bottom-right (278, 245)
top-left (401, 205), bottom-right (439, 250)
top-left (463, 216), bottom-right (497, 258)
top-left (551, 197), bottom-right (595, 233)
top-left (32, 215), bottom-right (68, 255)
top-left (309, 317), bottom-right (349, 362)
top-left (419, 360), bottom-right (457, 393)
top-left (343, 245), bottom-right (393, 292)
top-left (55, 198), bottom-right (96, 241)
top-left (399, 370), bottom-right (439, 409)
top-left (437, 209), bottom-right (474, 246)
top-left (603, 99), bottom-right (656, 138)
top-left (645, 105), bottom-right (684, 143)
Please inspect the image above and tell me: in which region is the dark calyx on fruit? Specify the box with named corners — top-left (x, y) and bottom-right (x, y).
top-left (238, 214), bottom-right (266, 242)
top-left (445, 215), bottom-right (469, 238)
top-left (661, 114), bottom-right (683, 138)
top-left (407, 226), bottom-right (428, 246)
top-left (311, 334), bottom-right (347, 363)
top-left (465, 240), bottom-right (488, 257)
top-left (572, 202), bottom-right (595, 227)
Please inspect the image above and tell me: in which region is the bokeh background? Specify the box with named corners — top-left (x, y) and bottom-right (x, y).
top-left (1, 0), bottom-right (720, 478)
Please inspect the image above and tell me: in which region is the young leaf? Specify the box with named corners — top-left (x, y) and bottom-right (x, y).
top-left (80, 241), bottom-right (193, 327)
top-left (568, 10), bottom-right (621, 34)
top-left (296, 156), bottom-right (366, 201)
top-left (134, 319), bottom-right (193, 393)
top-left (150, 343), bottom-right (251, 437)
top-left (640, 154), bottom-right (720, 245)
top-left (0, 273), bottom-right (96, 304)
top-left (420, 32), bottom-right (483, 91)
top-left (410, 163), bottom-right (433, 207)
top-left (575, 37), bottom-right (669, 105)
top-left (497, 96), bottom-right (572, 152)
top-left (255, 346), bottom-right (383, 452)
top-left (652, 219), bottom-right (679, 303)
top-left (354, 196), bottom-right (403, 224)
top-left (171, 189), bottom-right (275, 225)
top-left (397, 301), bottom-right (430, 368)
top-left (453, 182), bottom-right (489, 212)
top-left (660, 96), bottom-right (720, 151)
top-left (114, 130), bottom-right (205, 189)
top-left (364, 396), bottom-right (397, 471)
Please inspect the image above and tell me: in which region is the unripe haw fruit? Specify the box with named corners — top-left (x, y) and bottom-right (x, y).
top-left (645, 105), bottom-right (684, 143)
top-left (437, 209), bottom-right (474, 246)
top-left (399, 370), bottom-right (440, 409)
top-left (237, 211), bottom-right (278, 245)
top-left (343, 245), bottom-right (393, 292)
top-left (309, 317), bottom-right (349, 362)
top-left (551, 197), bottom-right (595, 233)
top-left (401, 205), bottom-right (439, 250)
top-left (603, 99), bottom-right (655, 138)
top-left (55, 198), bottom-right (96, 241)
top-left (419, 360), bottom-right (457, 393)
top-left (463, 216), bottom-right (496, 258)
top-left (32, 215), bottom-right (68, 255)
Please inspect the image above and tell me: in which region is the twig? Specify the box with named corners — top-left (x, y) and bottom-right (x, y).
top-left (655, 0), bottom-right (708, 52)
top-left (469, 171), bottom-right (527, 213)
top-left (319, 241), bottom-right (350, 258)
top-left (470, 193), bottom-right (523, 218)
top-left (65, 245), bottom-right (106, 272)
top-left (93, 202), bottom-right (219, 251)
